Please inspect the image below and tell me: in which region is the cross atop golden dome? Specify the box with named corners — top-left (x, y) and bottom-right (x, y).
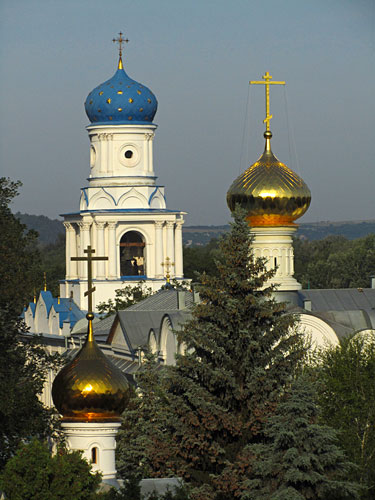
top-left (227, 73), bottom-right (311, 227)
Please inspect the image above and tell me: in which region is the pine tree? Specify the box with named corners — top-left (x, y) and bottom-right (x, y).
top-left (245, 378), bottom-right (359, 499)
top-left (117, 208), bottom-right (357, 499)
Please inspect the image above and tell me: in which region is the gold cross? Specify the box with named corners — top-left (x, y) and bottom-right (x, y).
top-left (161, 257), bottom-right (174, 283)
top-left (71, 246), bottom-right (108, 313)
top-left (250, 72), bottom-right (285, 131)
top-left (112, 31), bottom-right (129, 59)
top-left (43, 272), bottom-right (47, 292)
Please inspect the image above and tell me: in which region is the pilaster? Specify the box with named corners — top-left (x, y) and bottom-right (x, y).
top-left (166, 222), bottom-right (175, 279)
top-left (155, 221), bottom-right (164, 278)
top-left (174, 221), bottom-right (184, 278)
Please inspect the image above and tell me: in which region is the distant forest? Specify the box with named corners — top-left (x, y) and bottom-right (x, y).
top-left (16, 213), bottom-right (375, 247)
top-left (16, 213), bottom-right (375, 295)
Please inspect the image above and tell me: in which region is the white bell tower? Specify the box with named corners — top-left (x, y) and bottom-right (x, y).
top-left (60, 37), bottom-right (185, 311)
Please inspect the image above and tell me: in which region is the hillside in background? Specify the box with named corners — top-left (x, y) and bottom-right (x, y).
top-left (16, 213), bottom-right (64, 245)
top-left (16, 213), bottom-right (375, 247)
top-left (183, 220), bottom-right (375, 246)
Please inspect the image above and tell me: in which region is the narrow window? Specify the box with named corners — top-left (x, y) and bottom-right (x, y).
top-left (91, 447), bottom-right (98, 464)
top-left (274, 257), bottom-right (277, 269)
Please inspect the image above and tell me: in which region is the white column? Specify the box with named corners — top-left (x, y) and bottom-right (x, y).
top-left (107, 222), bottom-right (117, 278)
top-left (61, 422), bottom-right (121, 484)
top-left (144, 134), bottom-right (150, 174)
top-left (107, 134), bottom-right (113, 175)
top-left (78, 222), bottom-right (91, 278)
top-left (64, 223), bottom-right (72, 279)
top-left (166, 222), bottom-right (175, 278)
top-left (174, 221), bottom-right (184, 278)
top-left (98, 133), bottom-right (107, 174)
top-left (148, 133), bottom-right (154, 174)
top-left (155, 222), bottom-right (164, 278)
top-left (96, 222), bottom-right (106, 279)
top-left (69, 224), bottom-right (78, 278)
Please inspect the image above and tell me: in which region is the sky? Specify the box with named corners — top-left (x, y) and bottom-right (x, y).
top-left (0, 0), bottom-right (374, 226)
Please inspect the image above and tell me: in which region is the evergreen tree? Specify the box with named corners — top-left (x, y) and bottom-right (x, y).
top-left (117, 208), bottom-right (358, 499)
top-left (118, 209), bottom-right (303, 498)
top-left (245, 378), bottom-right (359, 499)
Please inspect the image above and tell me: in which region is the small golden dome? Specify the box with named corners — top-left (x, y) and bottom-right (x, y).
top-left (227, 131), bottom-right (311, 226)
top-left (52, 317), bottom-right (130, 422)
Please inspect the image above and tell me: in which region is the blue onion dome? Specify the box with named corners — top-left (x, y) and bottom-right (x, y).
top-left (84, 57), bottom-right (158, 125)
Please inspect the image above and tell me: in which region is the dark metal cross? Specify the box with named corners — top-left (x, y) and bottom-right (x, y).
top-left (112, 31), bottom-right (129, 59)
top-left (71, 245), bottom-right (108, 313)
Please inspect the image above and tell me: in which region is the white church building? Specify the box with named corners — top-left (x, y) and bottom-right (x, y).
top-left (23, 45), bottom-right (375, 415)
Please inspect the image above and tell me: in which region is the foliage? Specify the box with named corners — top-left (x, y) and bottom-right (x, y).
top-left (0, 178), bottom-right (41, 313)
top-left (0, 178), bottom-right (62, 470)
top-left (104, 477), bottom-right (190, 499)
top-left (183, 238), bottom-right (220, 280)
top-left (308, 335), bottom-right (375, 499)
top-left (39, 232), bottom-right (66, 296)
top-left (0, 439), bottom-right (103, 500)
top-left (245, 378), bottom-right (359, 499)
top-left (293, 235), bottom-right (375, 289)
top-left (117, 208), bottom-right (310, 499)
top-left (97, 281), bottom-right (153, 316)
top-left (0, 308), bottom-right (62, 469)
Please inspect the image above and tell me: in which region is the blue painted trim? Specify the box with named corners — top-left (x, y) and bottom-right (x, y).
top-left (148, 187), bottom-right (158, 205)
top-left (87, 177), bottom-right (158, 182)
top-left (120, 275), bottom-right (147, 280)
top-left (88, 121), bottom-right (157, 126)
top-left (61, 208), bottom-right (183, 216)
top-left (82, 188), bottom-right (89, 207)
top-left (101, 187), bottom-right (118, 206)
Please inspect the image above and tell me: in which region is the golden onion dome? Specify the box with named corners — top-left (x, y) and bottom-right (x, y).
top-left (52, 314), bottom-right (130, 422)
top-left (227, 131), bottom-right (311, 226)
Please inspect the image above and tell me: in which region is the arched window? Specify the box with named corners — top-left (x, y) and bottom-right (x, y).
top-left (120, 231), bottom-right (146, 277)
top-left (91, 447), bottom-right (98, 464)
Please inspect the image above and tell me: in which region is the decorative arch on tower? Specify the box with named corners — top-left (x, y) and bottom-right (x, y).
top-left (159, 315), bottom-right (177, 365)
top-left (118, 188), bottom-right (148, 209)
top-left (148, 329), bottom-right (158, 355)
top-left (119, 230), bottom-right (146, 277)
top-left (87, 190), bottom-right (115, 210)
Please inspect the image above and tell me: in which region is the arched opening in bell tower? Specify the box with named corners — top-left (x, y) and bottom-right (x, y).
top-left (120, 231), bottom-right (146, 277)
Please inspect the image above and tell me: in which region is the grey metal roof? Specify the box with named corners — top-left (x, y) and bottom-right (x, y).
top-left (72, 313), bottom-right (116, 341)
top-left (300, 288), bottom-right (375, 313)
top-left (297, 288), bottom-right (375, 337)
top-left (117, 308), bottom-right (191, 352)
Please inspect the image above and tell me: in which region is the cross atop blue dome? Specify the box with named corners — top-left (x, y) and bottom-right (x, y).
top-left (84, 54), bottom-right (158, 125)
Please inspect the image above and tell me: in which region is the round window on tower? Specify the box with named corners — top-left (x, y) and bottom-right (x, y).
top-left (119, 144), bottom-right (139, 168)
